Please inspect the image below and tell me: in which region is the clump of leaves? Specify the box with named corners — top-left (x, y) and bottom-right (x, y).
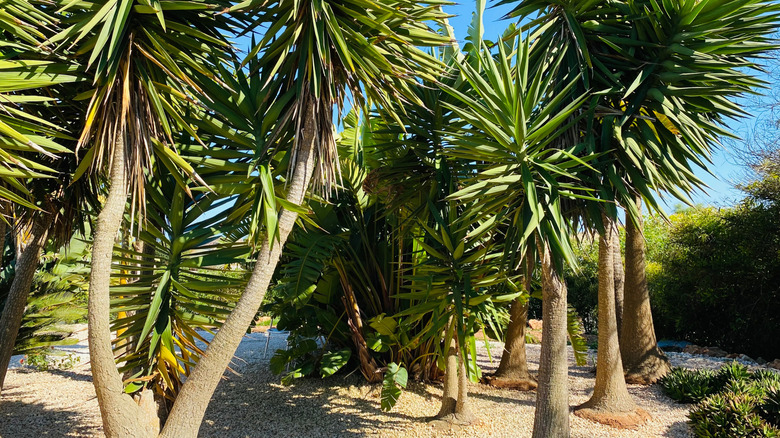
top-left (269, 334), bottom-right (353, 385)
top-left (761, 386), bottom-right (780, 427)
top-left (714, 361), bottom-right (752, 387)
top-left (689, 392), bottom-right (780, 438)
top-left (660, 367), bottom-right (717, 403)
top-left (380, 362), bottom-right (408, 412)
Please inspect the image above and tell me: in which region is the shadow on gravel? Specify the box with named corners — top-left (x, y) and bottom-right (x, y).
top-left (0, 400), bottom-right (101, 438)
top-left (46, 368), bottom-right (94, 383)
top-left (199, 367), bottom-right (416, 437)
top-left (663, 420), bottom-right (691, 437)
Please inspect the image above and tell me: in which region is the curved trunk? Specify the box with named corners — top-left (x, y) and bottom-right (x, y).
top-left (574, 215), bottom-right (648, 428)
top-left (160, 99), bottom-right (319, 438)
top-left (532, 240), bottom-right (570, 438)
top-left (88, 138), bottom-right (159, 437)
top-left (620, 202), bottom-right (670, 384)
top-left (0, 215), bottom-right (51, 392)
top-left (612, 229), bottom-right (624, 338)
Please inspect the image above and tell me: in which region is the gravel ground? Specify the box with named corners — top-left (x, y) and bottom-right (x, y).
top-left (5, 326), bottom-right (771, 438)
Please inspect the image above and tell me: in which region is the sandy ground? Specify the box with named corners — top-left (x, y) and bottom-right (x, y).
top-left (3, 325), bottom-right (763, 438)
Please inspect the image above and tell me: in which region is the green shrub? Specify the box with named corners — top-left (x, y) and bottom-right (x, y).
top-left (660, 367), bottom-right (717, 403)
top-left (672, 363), bottom-right (780, 437)
top-left (761, 386), bottom-right (780, 427)
top-left (648, 203), bottom-right (780, 360)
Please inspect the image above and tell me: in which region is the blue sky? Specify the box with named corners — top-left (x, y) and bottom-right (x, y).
top-left (443, 1), bottom-right (758, 213)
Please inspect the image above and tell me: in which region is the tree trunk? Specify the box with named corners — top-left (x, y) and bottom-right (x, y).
top-left (620, 201), bottom-right (670, 384)
top-left (612, 227), bottom-right (624, 338)
top-left (574, 215), bottom-right (649, 428)
top-left (0, 215), bottom-right (51, 392)
top-left (434, 333), bottom-right (474, 425)
top-left (88, 137), bottom-right (159, 437)
top-left (532, 239), bottom-right (570, 438)
top-left (489, 256), bottom-right (537, 390)
top-left (159, 98), bottom-right (319, 438)
top-left (0, 218), bottom-right (7, 269)
top-left (436, 336), bottom-right (458, 417)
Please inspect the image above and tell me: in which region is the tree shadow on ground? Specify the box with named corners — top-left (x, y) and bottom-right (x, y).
top-left (0, 399), bottom-right (101, 438)
top-left (199, 366), bottom-right (421, 438)
top-left (663, 420), bottom-right (692, 437)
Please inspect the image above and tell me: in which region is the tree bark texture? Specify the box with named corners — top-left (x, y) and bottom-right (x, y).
top-left (88, 137), bottom-right (159, 437)
top-left (0, 215), bottom-right (51, 392)
top-left (574, 215), bottom-right (648, 428)
top-left (490, 256), bottom-right (537, 390)
top-left (620, 202), bottom-right (670, 384)
top-left (612, 228), bottom-right (624, 338)
top-left (434, 334), bottom-right (474, 425)
top-left (159, 99), bottom-right (319, 438)
top-left (532, 240), bottom-right (570, 438)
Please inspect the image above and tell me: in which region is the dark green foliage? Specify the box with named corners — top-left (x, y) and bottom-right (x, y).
top-left (649, 202), bottom-right (780, 360)
top-left (662, 363), bottom-right (780, 436)
top-left (563, 238), bottom-right (600, 334)
top-left (660, 367), bottom-right (718, 403)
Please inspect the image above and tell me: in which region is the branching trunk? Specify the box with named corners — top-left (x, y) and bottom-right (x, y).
top-left (532, 239), bottom-right (570, 438)
top-left (620, 201), bottom-right (670, 384)
top-left (612, 228), bottom-right (624, 337)
top-left (159, 99), bottom-right (319, 438)
top-left (88, 137), bottom-right (159, 437)
top-left (0, 215), bottom-right (51, 392)
top-left (574, 215), bottom-right (648, 429)
top-left (434, 333), bottom-right (474, 425)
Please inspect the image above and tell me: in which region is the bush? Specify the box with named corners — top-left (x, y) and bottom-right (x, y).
top-left (662, 363), bottom-right (780, 437)
top-left (660, 367), bottom-right (717, 403)
top-left (648, 203), bottom-right (780, 361)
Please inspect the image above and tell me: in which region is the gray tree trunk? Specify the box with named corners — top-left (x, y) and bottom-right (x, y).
top-left (620, 201), bottom-right (670, 384)
top-left (0, 215), bottom-right (51, 392)
top-left (574, 215), bottom-right (648, 428)
top-left (159, 99), bottom-right (319, 438)
top-left (88, 137), bottom-right (159, 437)
top-left (532, 240), bottom-right (570, 438)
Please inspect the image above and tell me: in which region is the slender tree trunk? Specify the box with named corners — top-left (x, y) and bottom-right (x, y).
top-left (0, 218), bottom-right (7, 269)
top-left (159, 99), bottom-right (319, 438)
top-left (434, 332), bottom-right (474, 425)
top-left (489, 256), bottom-right (537, 390)
top-left (620, 201), bottom-right (670, 384)
top-left (0, 215), bottom-right (51, 392)
top-left (612, 228), bottom-right (624, 338)
top-left (574, 215), bottom-right (649, 428)
top-left (88, 138), bottom-right (159, 437)
top-left (436, 336), bottom-right (458, 417)
top-left (532, 239), bottom-right (570, 438)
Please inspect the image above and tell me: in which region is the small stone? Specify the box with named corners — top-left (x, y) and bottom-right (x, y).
top-left (527, 319), bottom-right (543, 330)
top-left (768, 359), bottom-right (780, 370)
top-left (757, 357), bottom-right (768, 365)
top-left (683, 344), bottom-right (703, 355)
top-left (726, 353), bottom-right (739, 359)
top-left (704, 347), bottom-right (728, 358)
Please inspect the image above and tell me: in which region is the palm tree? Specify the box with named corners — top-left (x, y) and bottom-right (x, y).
top-left (158, 2), bottom-right (449, 436)
top-left (40, 1), bottom-right (244, 435)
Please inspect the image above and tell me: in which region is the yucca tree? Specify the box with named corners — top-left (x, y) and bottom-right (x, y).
top-left (158, 2), bottom-right (450, 436)
top-left (443, 31), bottom-right (596, 436)
top-left (0, 1), bottom-right (91, 389)
top-left (503, 0), bottom-right (780, 430)
top-left (38, 1), bottom-right (245, 435)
